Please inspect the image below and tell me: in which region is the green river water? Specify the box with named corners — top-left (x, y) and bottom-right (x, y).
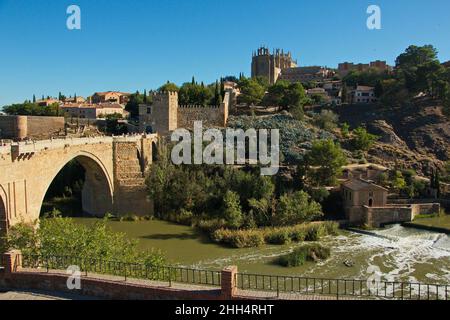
top-left (73, 218), bottom-right (450, 285)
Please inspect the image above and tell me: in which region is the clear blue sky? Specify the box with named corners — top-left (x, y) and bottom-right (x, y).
top-left (1, 0), bottom-right (449, 107)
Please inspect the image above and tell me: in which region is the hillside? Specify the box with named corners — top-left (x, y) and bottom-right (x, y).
top-left (335, 98), bottom-right (450, 174)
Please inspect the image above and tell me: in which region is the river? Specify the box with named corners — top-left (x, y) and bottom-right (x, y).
top-left (73, 218), bottom-right (450, 285)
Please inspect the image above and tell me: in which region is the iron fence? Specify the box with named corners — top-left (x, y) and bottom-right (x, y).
top-left (236, 273), bottom-right (450, 300)
top-left (22, 254), bottom-right (221, 287)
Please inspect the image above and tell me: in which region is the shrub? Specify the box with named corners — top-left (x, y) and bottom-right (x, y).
top-left (7, 218), bottom-right (166, 266)
top-left (264, 228), bottom-right (291, 245)
top-left (304, 223), bottom-right (326, 241)
top-left (212, 229), bottom-right (264, 248)
top-left (277, 244), bottom-right (331, 267)
top-left (288, 225), bottom-right (307, 242)
top-left (323, 221), bottom-right (339, 236)
top-left (196, 218), bottom-right (227, 233)
top-left (210, 222), bottom-right (339, 248)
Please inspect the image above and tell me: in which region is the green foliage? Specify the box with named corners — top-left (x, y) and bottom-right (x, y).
top-left (263, 81), bottom-right (308, 111)
top-left (223, 191), bottom-right (243, 229)
top-left (343, 67), bottom-right (392, 88)
top-left (277, 244), bottom-right (330, 267)
top-left (340, 123), bottom-right (350, 138)
top-left (179, 82), bottom-right (214, 106)
top-left (392, 170), bottom-right (407, 192)
top-left (275, 191), bottom-right (323, 226)
top-left (352, 127), bottom-right (379, 151)
top-left (211, 222), bottom-right (338, 248)
top-left (313, 110), bottom-right (339, 131)
top-left (7, 218), bottom-right (166, 266)
top-left (306, 139), bottom-right (347, 186)
top-left (3, 102), bottom-right (60, 116)
top-left (158, 82), bottom-right (179, 92)
top-left (237, 77), bottom-right (267, 105)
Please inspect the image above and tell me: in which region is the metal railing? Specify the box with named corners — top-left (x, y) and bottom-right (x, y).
top-left (236, 273), bottom-right (450, 300)
top-left (22, 254), bottom-right (221, 287)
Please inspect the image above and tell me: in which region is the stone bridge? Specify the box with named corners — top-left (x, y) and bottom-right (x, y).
top-left (0, 134), bottom-right (158, 236)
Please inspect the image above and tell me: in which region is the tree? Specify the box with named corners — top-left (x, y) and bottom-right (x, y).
top-left (275, 191), bottom-right (323, 226)
top-left (352, 127), bottom-right (379, 151)
top-left (223, 191), bottom-right (243, 229)
top-left (158, 82), bottom-right (179, 92)
top-left (395, 45), bottom-right (440, 94)
top-left (32, 95), bottom-right (36, 103)
top-left (178, 82), bottom-right (213, 105)
top-left (392, 170), bottom-right (407, 192)
top-left (237, 78), bottom-right (266, 105)
top-left (306, 139), bottom-right (347, 186)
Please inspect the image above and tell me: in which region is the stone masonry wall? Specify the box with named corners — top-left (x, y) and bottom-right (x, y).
top-left (0, 116), bottom-right (64, 140)
top-left (113, 141), bottom-right (153, 216)
top-left (177, 106), bottom-right (224, 129)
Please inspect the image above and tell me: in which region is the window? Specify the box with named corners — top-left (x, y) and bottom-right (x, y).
top-left (147, 108), bottom-right (151, 114)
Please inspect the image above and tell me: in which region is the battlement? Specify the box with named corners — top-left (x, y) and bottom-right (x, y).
top-left (152, 91), bottom-right (178, 97)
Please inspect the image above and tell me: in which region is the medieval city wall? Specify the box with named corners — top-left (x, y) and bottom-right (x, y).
top-left (0, 116), bottom-right (64, 141)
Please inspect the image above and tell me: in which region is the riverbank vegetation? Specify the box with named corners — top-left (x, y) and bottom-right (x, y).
top-left (5, 215), bottom-right (166, 267)
top-left (277, 244), bottom-right (331, 267)
top-left (145, 143), bottom-right (341, 247)
top-left (210, 221), bottom-right (338, 248)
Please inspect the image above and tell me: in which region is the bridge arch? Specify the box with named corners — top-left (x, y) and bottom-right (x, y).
top-left (39, 151), bottom-right (114, 218)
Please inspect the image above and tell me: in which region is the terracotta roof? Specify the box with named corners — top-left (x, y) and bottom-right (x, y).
top-left (342, 179), bottom-right (388, 192)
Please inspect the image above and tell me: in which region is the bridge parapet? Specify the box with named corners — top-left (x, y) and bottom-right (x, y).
top-left (1, 134), bottom-right (157, 160)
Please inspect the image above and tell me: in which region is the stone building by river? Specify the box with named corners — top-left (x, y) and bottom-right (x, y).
top-left (342, 178), bottom-right (440, 227)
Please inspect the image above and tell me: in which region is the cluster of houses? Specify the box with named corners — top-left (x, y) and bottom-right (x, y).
top-left (37, 91), bottom-right (131, 119)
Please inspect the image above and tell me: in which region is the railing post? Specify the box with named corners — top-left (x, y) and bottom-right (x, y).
top-left (2, 250), bottom-right (22, 274)
top-left (221, 266), bottom-right (238, 300)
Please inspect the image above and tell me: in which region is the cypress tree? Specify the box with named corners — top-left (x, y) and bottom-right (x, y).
top-left (32, 94), bottom-right (36, 103)
top-left (144, 89), bottom-right (147, 103)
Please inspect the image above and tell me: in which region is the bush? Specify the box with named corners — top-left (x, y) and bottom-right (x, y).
top-left (264, 228), bottom-right (291, 245)
top-left (323, 221), bottom-right (339, 236)
top-left (210, 222), bottom-right (339, 248)
top-left (277, 244), bottom-right (331, 267)
top-left (7, 217), bottom-right (166, 266)
top-left (304, 223), bottom-right (326, 241)
top-left (212, 229), bottom-right (264, 248)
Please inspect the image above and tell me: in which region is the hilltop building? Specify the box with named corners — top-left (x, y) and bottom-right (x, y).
top-left (91, 91), bottom-right (131, 105)
top-left (60, 103), bottom-right (127, 119)
top-left (251, 47), bottom-right (298, 84)
top-left (64, 96), bottom-right (86, 104)
top-left (338, 60), bottom-right (392, 78)
top-left (349, 85), bottom-right (377, 104)
top-left (37, 98), bottom-right (60, 107)
top-left (279, 66), bottom-right (335, 83)
top-left (139, 90), bottom-right (231, 135)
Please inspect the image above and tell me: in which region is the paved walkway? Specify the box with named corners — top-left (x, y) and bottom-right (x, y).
top-left (0, 289), bottom-right (97, 300)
